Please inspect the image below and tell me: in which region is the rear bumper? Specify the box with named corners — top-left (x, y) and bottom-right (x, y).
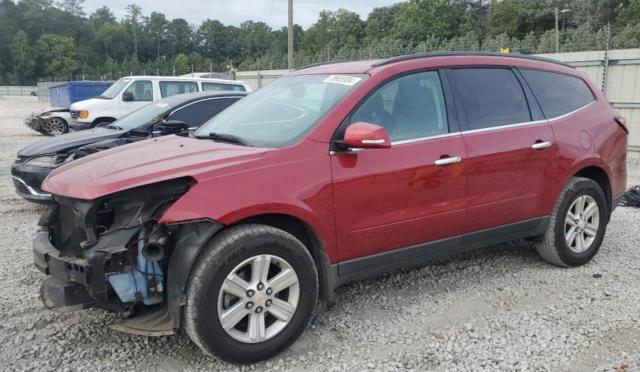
top-left (10, 163), bottom-right (53, 203)
top-left (613, 192), bottom-right (625, 212)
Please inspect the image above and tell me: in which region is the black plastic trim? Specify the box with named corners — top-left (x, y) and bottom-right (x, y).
top-left (333, 216), bottom-right (549, 286)
top-left (165, 220), bottom-right (223, 329)
top-left (371, 52), bottom-right (575, 69)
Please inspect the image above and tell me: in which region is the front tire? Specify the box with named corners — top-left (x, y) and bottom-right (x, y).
top-left (42, 117), bottom-right (68, 136)
top-left (535, 177), bottom-right (608, 267)
top-left (185, 224), bottom-right (318, 363)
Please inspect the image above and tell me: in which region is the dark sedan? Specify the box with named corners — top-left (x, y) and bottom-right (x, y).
top-left (12, 91), bottom-right (245, 203)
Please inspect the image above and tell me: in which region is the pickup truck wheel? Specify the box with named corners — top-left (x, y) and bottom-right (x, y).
top-left (185, 224), bottom-right (318, 363)
top-left (535, 177), bottom-right (607, 267)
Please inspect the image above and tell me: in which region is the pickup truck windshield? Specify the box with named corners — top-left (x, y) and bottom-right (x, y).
top-left (195, 74), bottom-right (366, 148)
top-left (98, 78), bottom-right (131, 99)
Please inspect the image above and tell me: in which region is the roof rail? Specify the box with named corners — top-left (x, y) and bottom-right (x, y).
top-left (371, 51), bottom-right (574, 69)
top-left (294, 59), bottom-right (351, 71)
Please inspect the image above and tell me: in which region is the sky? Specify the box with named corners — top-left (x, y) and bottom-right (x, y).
top-left (82, 0), bottom-right (402, 29)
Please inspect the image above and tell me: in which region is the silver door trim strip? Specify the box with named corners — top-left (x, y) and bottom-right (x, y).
top-left (329, 100), bottom-right (596, 154)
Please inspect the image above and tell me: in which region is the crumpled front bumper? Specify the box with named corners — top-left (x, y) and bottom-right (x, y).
top-left (24, 113), bottom-right (45, 131)
top-left (33, 230), bottom-right (133, 312)
top-left (33, 230), bottom-right (95, 311)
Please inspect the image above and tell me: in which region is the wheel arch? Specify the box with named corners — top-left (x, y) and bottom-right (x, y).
top-left (572, 165), bottom-right (612, 219)
top-left (91, 117), bottom-right (116, 126)
top-left (228, 213), bottom-right (336, 301)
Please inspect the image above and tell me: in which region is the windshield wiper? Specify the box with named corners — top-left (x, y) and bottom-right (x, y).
top-left (198, 132), bottom-right (251, 146)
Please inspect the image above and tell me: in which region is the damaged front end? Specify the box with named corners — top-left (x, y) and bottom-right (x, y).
top-left (24, 108), bottom-right (71, 136)
top-left (33, 177), bottom-right (222, 335)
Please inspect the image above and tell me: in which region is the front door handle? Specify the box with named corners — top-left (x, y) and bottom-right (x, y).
top-left (531, 141), bottom-right (552, 150)
top-left (434, 156), bottom-right (462, 166)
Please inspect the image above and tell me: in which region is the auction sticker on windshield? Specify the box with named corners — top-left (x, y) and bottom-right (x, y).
top-left (323, 75), bottom-right (362, 86)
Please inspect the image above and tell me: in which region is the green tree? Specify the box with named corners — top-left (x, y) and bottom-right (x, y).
top-left (36, 33), bottom-right (79, 79)
top-left (89, 6), bottom-right (115, 28)
top-left (145, 12), bottom-right (168, 61)
top-left (563, 22), bottom-right (597, 52)
top-left (125, 3), bottom-right (142, 59)
top-left (9, 30), bottom-right (36, 84)
top-left (520, 31), bottom-right (538, 54)
top-left (365, 5), bottom-right (398, 41)
top-left (165, 18), bottom-right (193, 57)
top-left (392, 0), bottom-right (466, 44)
top-left (617, 0), bottom-right (640, 28)
top-left (537, 30), bottom-right (556, 53)
top-left (173, 53), bottom-right (190, 75)
top-left (612, 22), bottom-right (640, 48)
top-left (302, 9), bottom-right (365, 55)
top-left (56, 0), bottom-right (84, 16)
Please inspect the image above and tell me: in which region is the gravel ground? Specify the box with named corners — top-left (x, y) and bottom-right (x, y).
top-left (1, 95), bottom-right (640, 371)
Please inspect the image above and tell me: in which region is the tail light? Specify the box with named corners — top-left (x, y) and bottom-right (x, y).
top-left (614, 116), bottom-right (629, 134)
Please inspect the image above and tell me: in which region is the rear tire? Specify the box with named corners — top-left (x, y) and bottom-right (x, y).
top-left (185, 224), bottom-right (318, 363)
top-left (535, 177), bottom-right (608, 267)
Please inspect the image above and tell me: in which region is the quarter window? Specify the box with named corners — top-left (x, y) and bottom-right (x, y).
top-left (450, 68), bottom-right (531, 130)
top-left (159, 81), bottom-right (199, 98)
top-left (167, 98), bottom-right (241, 128)
top-left (520, 69), bottom-right (595, 118)
top-left (202, 82), bottom-right (246, 92)
top-left (350, 71), bottom-right (448, 142)
top-left (123, 80), bottom-right (153, 101)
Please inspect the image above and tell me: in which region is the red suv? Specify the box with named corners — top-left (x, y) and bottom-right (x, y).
top-left (34, 53), bottom-right (628, 362)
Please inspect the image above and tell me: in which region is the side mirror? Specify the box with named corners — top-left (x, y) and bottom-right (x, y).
top-left (122, 92), bottom-right (134, 102)
top-left (342, 121), bottom-right (391, 149)
top-left (155, 120), bottom-right (190, 134)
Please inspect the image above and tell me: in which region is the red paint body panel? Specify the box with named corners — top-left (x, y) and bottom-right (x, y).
top-left (42, 55), bottom-right (628, 267)
top-left (462, 122), bottom-right (556, 231)
top-left (331, 135), bottom-right (468, 261)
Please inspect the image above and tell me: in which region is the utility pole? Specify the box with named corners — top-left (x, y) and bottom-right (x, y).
top-left (555, 7), bottom-right (559, 53)
top-left (555, 8), bottom-right (570, 54)
top-left (288, 0), bottom-right (294, 70)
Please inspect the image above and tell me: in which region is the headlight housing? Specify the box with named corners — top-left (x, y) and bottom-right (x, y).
top-left (78, 110), bottom-right (89, 119)
top-left (25, 155), bottom-right (63, 168)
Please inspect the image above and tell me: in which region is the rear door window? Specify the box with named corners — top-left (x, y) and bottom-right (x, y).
top-left (167, 97), bottom-right (241, 128)
top-left (520, 69), bottom-right (595, 118)
top-left (450, 68), bottom-right (532, 130)
top-left (202, 82), bottom-right (246, 92)
top-left (159, 81), bottom-right (199, 98)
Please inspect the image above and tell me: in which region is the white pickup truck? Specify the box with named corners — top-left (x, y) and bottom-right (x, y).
top-left (69, 76), bottom-right (251, 129)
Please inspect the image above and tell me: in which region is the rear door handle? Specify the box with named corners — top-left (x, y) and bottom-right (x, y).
top-left (531, 141), bottom-right (552, 150)
top-left (434, 156), bottom-right (462, 166)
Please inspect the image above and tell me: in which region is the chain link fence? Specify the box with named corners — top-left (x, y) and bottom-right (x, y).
top-left (0, 86), bottom-right (37, 96)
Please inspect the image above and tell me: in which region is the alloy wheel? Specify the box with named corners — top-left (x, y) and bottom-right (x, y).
top-left (45, 117), bottom-right (66, 136)
top-left (217, 254), bottom-right (300, 343)
top-left (564, 194), bottom-right (600, 253)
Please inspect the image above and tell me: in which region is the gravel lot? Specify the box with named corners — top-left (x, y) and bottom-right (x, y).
top-left (1, 95), bottom-right (640, 371)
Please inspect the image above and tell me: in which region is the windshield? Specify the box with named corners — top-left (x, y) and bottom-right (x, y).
top-left (195, 74), bottom-right (366, 148)
top-left (99, 78), bottom-right (131, 99)
top-left (109, 101), bottom-right (170, 131)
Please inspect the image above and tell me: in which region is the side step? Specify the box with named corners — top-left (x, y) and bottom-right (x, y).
top-left (110, 307), bottom-right (175, 337)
